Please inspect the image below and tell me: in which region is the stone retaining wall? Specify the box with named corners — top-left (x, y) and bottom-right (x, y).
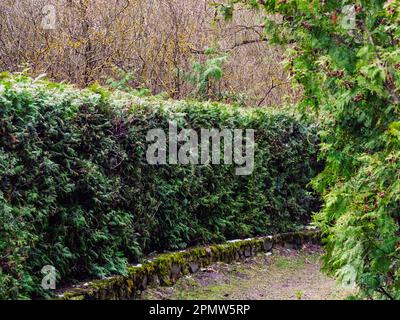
top-left (59, 228), bottom-right (321, 300)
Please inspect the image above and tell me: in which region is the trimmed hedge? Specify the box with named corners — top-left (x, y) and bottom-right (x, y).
top-left (0, 73), bottom-right (320, 299)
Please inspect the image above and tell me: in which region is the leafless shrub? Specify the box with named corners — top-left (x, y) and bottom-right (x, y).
top-left (0, 0), bottom-right (299, 106)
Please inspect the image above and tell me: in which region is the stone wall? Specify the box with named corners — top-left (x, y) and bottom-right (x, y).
top-left (59, 228), bottom-right (321, 300)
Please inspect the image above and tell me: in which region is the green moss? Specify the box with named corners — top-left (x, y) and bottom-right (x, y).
top-left (60, 229), bottom-right (320, 300)
top-left (143, 247), bottom-right (350, 301)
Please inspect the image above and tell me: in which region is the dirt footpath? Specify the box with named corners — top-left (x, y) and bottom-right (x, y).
top-left (142, 244), bottom-right (354, 300)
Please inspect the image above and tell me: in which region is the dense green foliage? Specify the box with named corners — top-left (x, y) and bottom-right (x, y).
top-left (0, 73), bottom-right (319, 299)
top-left (184, 51), bottom-right (228, 101)
top-left (225, 0), bottom-right (400, 299)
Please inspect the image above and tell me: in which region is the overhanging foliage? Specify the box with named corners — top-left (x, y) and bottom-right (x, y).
top-left (223, 0), bottom-right (400, 299)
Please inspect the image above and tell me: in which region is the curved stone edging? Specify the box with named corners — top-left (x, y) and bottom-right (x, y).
top-left (59, 228), bottom-right (321, 300)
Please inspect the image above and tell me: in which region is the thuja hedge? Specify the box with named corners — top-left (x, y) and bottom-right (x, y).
top-left (0, 73), bottom-right (320, 299)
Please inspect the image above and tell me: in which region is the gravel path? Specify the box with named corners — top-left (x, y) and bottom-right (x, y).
top-left (142, 244), bottom-right (354, 300)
